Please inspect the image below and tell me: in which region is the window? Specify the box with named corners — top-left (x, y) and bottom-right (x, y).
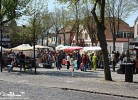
top-left (119, 32), bottom-right (123, 38)
top-left (124, 32), bottom-right (126, 38)
top-left (116, 32), bottom-right (119, 38)
top-left (53, 37), bottom-right (56, 41)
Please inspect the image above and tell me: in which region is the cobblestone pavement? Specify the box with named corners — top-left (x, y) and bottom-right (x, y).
top-left (0, 66), bottom-right (138, 99)
top-left (0, 80), bottom-right (137, 100)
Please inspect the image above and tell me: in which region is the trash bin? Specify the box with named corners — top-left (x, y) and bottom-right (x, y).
top-left (125, 63), bottom-right (134, 82)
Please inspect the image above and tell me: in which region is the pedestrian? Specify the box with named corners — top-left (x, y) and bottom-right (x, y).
top-left (76, 51), bottom-right (81, 70)
top-left (111, 51), bottom-right (116, 71)
top-left (66, 53), bottom-right (71, 69)
top-left (116, 51), bottom-right (120, 63)
top-left (19, 52), bottom-right (26, 71)
top-left (92, 53), bottom-right (98, 71)
top-left (82, 53), bottom-right (88, 72)
top-left (56, 52), bottom-right (62, 70)
top-left (87, 54), bottom-right (92, 70)
top-left (70, 58), bottom-right (75, 77)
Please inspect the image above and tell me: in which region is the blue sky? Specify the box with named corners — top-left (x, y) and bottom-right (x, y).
top-left (125, 12), bottom-right (138, 27)
top-left (17, 0), bottom-right (138, 27)
top-left (47, 0), bottom-right (138, 27)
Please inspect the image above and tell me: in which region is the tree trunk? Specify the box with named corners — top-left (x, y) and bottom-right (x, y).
top-left (113, 20), bottom-right (116, 51)
top-left (47, 32), bottom-right (49, 46)
top-left (41, 35), bottom-right (44, 46)
top-left (91, 0), bottom-right (112, 81)
top-left (64, 32), bottom-right (65, 46)
top-left (113, 35), bottom-right (116, 51)
top-left (55, 27), bottom-right (58, 47)
top-left (97, 24), bottom-right (112, 81)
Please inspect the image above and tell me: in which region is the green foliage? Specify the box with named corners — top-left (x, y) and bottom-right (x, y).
top-left (0, 0), bottom-right (30, 26)
top-left (40, 12), bottom-right (52, 38)
top-left (24, 0), bottom-right (51, 44)
top-left (105, 0), bottom-right (138, 20)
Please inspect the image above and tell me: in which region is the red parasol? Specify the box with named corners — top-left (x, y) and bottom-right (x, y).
top-left (64, 46), bottom-right (83, 52)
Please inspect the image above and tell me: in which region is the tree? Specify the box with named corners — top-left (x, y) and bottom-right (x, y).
top-left (25, 0), bottom-right (48, 74)
top-left (57, 0), bottom-right (112, 81)
top-left (0, 0), bottom-right (30, 48)
top-left (134, 0), bottom-right (138, 3)
top-left (105, 0), bottom-right (138, 71)
top-left (81, 2), bottom-right (97, 46)
top-left (56, 0), bottom-right (112, 81)
top-left (9, 25), bottom-right (32, 47)
top-left (50, 7), bottom-right (65, 46)
top-left (59, 6), bottom-right (73, 46)
top-left (106, 0), bottom-right (138, 52)
top-left (26, 0), bottom-right (45, 41)
top-left (0, 0), bottom-right (30, 26)
top-left (91, 0), bottom-right (112, 81)
top-left (56, 0), bottom-right (82, 46)
top-left (40, 12), bottom-right (52, 46)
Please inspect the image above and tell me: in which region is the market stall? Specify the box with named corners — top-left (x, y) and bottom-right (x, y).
top-left (80, 46), bottom-right (101, 55)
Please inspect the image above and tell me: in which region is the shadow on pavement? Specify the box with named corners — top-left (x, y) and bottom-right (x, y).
top-left (9, 68), bottom-right (104, 79)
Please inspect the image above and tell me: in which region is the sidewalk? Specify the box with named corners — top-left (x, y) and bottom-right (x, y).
top-left (0, 66), bottom-right (138, 99)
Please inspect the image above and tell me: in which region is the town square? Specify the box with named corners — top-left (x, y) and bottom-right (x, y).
top-left (0, 0), bottom-right (138, 100)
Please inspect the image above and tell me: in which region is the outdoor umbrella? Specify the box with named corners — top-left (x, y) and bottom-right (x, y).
top-left (34, 45), bottom-right (53, 51)
top-left (11, 44), bottom-right (33, 51)
top-left (56, 44), bottom-right (64, 51)
top-left (57, 46), bottom-right (71, 51)
top-left (82, 46), bottom-right (101, 52)
top-left (64, 46), bottom-right (83, 52)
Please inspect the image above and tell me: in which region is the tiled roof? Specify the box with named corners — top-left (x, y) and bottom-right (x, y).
top-left (59, 17), bottom-right (134, 41)
top-left (105, 18), bottom-right (134, 39)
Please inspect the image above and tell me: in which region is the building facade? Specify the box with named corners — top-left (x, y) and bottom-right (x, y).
top-left (37, 33), bottom-right (57, 47)
top-left (0, 26), bottom-right (10, 48)
top-left (134, 17), bottom-right (138, 38)
top-left (58, 18), bottom-right (134, 53)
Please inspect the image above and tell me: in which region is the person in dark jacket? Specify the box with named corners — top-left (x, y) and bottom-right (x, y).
top-left (19, 52), bottom-right (25, 71)
top-left (76, 51), bottom-right (81, 70)
top-left (56, 52), bottom-right (62, 70)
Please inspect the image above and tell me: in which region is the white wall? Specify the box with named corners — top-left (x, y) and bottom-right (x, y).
top-left (134, 17), bottom-right (138, 38)
top-left (107, 42), bottom-right (123, 53)
top-left (107, 42), bottom-right (134, 54)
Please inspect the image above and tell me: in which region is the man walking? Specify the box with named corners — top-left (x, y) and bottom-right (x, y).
top-left (66, 54), bottom-right (71, 69)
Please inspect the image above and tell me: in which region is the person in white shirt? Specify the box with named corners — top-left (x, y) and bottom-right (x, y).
top-left (66, 54), bottom-right (71, 69)
top-left (111, 51), bottom-right (116, 71)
